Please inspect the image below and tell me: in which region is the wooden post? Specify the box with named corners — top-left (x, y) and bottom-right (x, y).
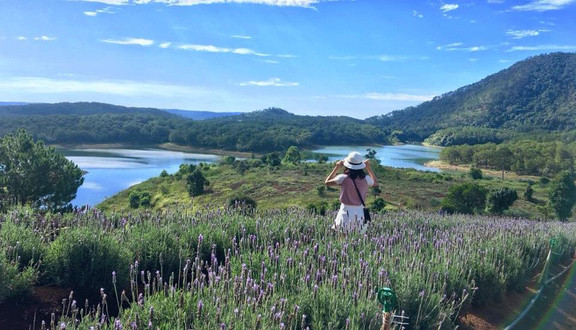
top-left (381, 312), bottom-right (392, 330)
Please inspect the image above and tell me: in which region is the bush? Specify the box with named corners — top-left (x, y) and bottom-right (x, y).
top-left (0, 253), bottom-right (37, 303)
top-left (0, 219), bottom-right (45, 269)
top-left (228, 196), bottom-right (257, 214)
top-left (187, 168), bottom-right (210, 196)
top-left (441, 183), bottom-right (487, 214)
top-left (306, 201), bottom-right (328, 216)
top-left (548, 171), bottom-right (576, 221)
top-left (44, 228), bottom-right (131, 297)
top-left (523, 184), bottom-right (534, 201)
top-left (485, 188), bottom-right (518, 214)
top-left (127, 226), bottom-right (181, 277)
top-left (316, 185), bottom-right (326, 197)
top-left (469, 167), bottom-right (483, 180)
top-left (129, 190), bottom-right (152, 208)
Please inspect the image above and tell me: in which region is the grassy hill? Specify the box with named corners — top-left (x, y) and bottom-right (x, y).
top-left (98, 160), bottom-right (551, 219)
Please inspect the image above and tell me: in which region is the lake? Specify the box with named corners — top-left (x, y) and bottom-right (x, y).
top-left (311, 144), bottom-right (441, 172)
top-left (61, 148), bottom-right (221, 207)
top-left (62, 144), bottom-right (441, 207)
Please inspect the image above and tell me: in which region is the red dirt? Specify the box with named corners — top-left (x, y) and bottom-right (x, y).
top-left (0, 286), bottom-right (69, 330)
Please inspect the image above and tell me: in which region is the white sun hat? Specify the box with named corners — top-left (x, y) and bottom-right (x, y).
top-left (343, 151), bottom-right (366, 170)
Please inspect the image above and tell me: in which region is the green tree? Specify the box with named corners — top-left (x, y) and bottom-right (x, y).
top-left (187, 168), bottom-right (210, 197)
top-left (0, 130), bottom-right (84, 211)
top-left (523, 183), bottom-right (534, 201)
top-left (469, 167), bottom-right (483, 180)
top-left (441, 183), bottom-right (487, 214)
top-left (548, 171), bottom-right (576, 221)
top-left (485, 188), bottom-right (518, 214)
top-left (283, 146), bottom-right (301, 164)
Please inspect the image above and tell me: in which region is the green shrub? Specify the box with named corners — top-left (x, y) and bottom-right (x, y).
top-left (485, 188), bottom-right (518, 214)
top-left (0, 253), bottom-right (37, 303)
top-left (228, 196), bottom-right (257, 213)
top-left (441, 182), bottom-right (488, 214)
top-left (0, 219), bottom-right (45, 269)
top-left (127, 226), bottom-right (181, 277)
top-left (44, 228), bottom-right (131, 297)
top-left (469, 167), bottom-right (483, 180)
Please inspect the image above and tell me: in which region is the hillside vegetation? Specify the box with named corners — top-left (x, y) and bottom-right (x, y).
top-left (368, 52), bottom-right (576, 144)
top-left (0, 104), bottom-right (387, 152)
top-left (99, 159), bottom-right (551, 220)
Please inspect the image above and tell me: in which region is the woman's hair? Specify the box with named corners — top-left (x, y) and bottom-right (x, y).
top-left (344, 168), bottom-right (366, 180)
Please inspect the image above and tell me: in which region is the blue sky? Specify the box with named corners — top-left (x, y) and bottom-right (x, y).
top-left (0, 0), bottom-right (575, 119)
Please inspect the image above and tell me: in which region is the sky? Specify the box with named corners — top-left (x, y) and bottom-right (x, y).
top-left (0, 0), bottom-right (575, 119)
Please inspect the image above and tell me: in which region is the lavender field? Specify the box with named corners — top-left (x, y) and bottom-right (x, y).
top-left (1, 207), bottom-right (576, 329)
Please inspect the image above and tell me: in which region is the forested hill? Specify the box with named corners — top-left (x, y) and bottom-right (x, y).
top-left (167, 108), bottom-right (386, 151)
top-left (0, 102), bottom-right (176, 117)
top-left (367, 52), bottom-right (576, 144)
top-left (0, 103), bottom-right (386, 152)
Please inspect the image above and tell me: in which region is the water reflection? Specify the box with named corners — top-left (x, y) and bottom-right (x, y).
top-left (60, 148), bottom-right (220, 207)
top-left (311, 144), bottom-right (441, 172)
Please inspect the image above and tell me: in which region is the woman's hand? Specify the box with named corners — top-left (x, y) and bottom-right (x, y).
top-left (335, 160), bottom-right (344, 168)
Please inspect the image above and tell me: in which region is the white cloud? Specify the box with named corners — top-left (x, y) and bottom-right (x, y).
top-left (72, 0), bottom-right (322, 8)
top-left (102, 38), bottom-right (154, 46)
top-left (412, 10), bottom-right (423, 18)
top-left (159, 42), bottom-right (172, 48)
top-left (84, 7), bottom-right (115, 16)
top-left (506, 29), bottom-right (550, 39)
top-left (178, 43), bottom-right (269, 56)
top-left (331, 54), bottom-right (427, 62)
top-left (232, 35), bottom-right (252, 39)
top-left (77, 0), bottom-right (129, 4)
top-left (343, 92), bottom-right (435, 102)
top-left (232, 48), bottom-right (269, 56)
top-left (34, 36), bottom-right (57, 41)
top-left (81, 182), bottom-right (104, 191)
top-left (17, 36), bottom-right (27, 41)
top-left (0, 76), bottom-right (220, 98)
top-left (239, 77), bottom-right (298, 87)
top-left (507, 44), bottom-right (576, 51)
top-left (440, 4), bottom-right (459, 12)
top-left (511, 0), bottom-right (575, 11)
top-left (437, 42), bottom-right (486, 52)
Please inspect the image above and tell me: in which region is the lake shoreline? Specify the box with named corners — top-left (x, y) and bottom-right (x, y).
top-left (53, 142), bottom-right (255, 159)
top-left (425, 160), bottom-right (541, 181)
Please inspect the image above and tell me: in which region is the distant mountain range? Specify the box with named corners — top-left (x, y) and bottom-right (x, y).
top-left (0, 102), bottom-right (241, 121)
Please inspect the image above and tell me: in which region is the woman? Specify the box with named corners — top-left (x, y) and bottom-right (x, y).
top-left (325, 151), bottom-right (379, 231)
